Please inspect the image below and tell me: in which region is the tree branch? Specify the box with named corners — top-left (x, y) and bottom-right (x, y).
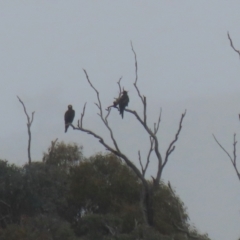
top-left (138, 150), bottom-right (144, 174)
top-left (82, 69), bottom-right (121, 152)
top-left (228, 32), bottom-right (240, 59)
top-left (80, 103), bottom-right (87, 128)
top-left (154, 108), bottom-right (162, 134)
top-left (213, 133), bottom-right (240, 181)
top-left (161, 111), bottom-right (187, 176)
top-left (117, 77), bottom-right (123, 98)
top-left (131, 42), bottom-right (142, 100)
top-left (17, 96), bottom-right (35, 165)
top-left (72, 123), bottom-right (146, 184)
top-left (143, 136), bottom-right (154, 177)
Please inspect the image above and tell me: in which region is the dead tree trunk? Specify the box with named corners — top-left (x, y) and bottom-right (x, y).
top-left (17, 96), bottom-right (35, 165)
top-left (71, 45), bottom-right (186, 226)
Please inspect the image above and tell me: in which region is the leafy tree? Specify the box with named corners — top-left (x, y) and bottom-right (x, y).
top-left (0, 159), bottom-right (25, 226)
top-left (0, 142), bottom-right (211, 239)
top-left (43, 140), bottom-right (83, 169)
top-left (70, 153), bottom-right (142, 233)
top-left (69, 153), bottom-right (209, 239)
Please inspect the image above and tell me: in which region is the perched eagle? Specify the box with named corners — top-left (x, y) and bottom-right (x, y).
top-left (64, 105), bottom-right (75, 133)
top-left (113, 91), bottom-right (129, 118)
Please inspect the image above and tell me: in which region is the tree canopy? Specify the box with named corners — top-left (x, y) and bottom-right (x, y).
top-left (0, 142), bottom-right (210, 240)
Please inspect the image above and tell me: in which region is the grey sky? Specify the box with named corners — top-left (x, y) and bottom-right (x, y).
top-left (0, 1), bottom-right (240, 239)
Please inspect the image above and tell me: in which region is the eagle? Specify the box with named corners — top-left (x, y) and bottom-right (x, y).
top-left (113, 91), bottom-right (129, 118)
top-left (64, 105), bottom-right (75, 133)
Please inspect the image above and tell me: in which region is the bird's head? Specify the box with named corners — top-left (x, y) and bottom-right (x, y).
top-left (122, 90), bottom-right (128, 95)
top-left (68, 105), bottom-right (73, 109)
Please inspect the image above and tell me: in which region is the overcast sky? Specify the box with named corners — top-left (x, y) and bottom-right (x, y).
top-left (1, 1), bottom-right (240, 239)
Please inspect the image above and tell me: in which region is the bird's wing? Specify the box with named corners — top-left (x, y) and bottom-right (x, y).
top-left (64, 111), bottom-right (68, 122)
top-left (72, 110), bottom-right (75, 121)
top-left (120, 95), bottom-right (129, 106)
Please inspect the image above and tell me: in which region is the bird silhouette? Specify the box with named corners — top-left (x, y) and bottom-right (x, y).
top-left (113, 91), bottom-right (129, 118)
top-left (64, 105), bottom-right (75, 132)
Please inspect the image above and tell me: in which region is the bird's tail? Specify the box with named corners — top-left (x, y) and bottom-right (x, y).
top-left (120, 110), bottom-right (124, 119)
top-left (65, 124), bottom-right (69, 133)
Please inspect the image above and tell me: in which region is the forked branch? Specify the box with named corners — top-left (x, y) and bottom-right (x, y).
top-left (162, 111), bottom-right (187, 168)
top-left (131, 43), bottom-right (147, 124)
top-left (213, 133), bottom-right (240, 181)
top-left (17, 96), bottom-right (35, 165)
top-left (82, 69), bottom-right (121, 152)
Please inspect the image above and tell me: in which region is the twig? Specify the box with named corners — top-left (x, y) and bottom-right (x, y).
top-left (228, 32), bottom-right (240, 59)
top-left (83, 69), bottom-right (102, 116)
top-left (131, 42), bottom-right (147, 124)
top-left (143, 136), bottom-right (154, 177)
top-left (80, 103), bottom-right (87, 128)
top-left (17, 96), bottom-right (35, 165)
top-left (213, 133), bottom-right (240, 181)
top-left (213, 134), bottom-right (233, 162)
top-left (154, 108), bottom-right (162, 134)
top-left (131, 42), bottom-right (144, 103)
top-left (117, 77), bottom-right (123, 98)
top-left (82, 69), bottom-right (121, 153)
top-left (138, 150), bottom-right (144, 174)
top-left (161, 110), bottom-right (187, 171)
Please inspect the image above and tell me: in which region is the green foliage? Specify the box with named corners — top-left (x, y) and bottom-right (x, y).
top-left (70, 153), bottom-right (141, 215)
top-left (153, 182), bottom-right (189, 235)
top-left (70, 153), bottom-right (142, 234)
top-left (0, 142), bottom-right (211, 240)
top-left (0, 215), bottom-right (79, 240)
top-left (43, 141), bottom-right (83, 168)
top-left (22, 161), bottom-right (71, 217)
top-left (0, 159), bottom-right (25, 226)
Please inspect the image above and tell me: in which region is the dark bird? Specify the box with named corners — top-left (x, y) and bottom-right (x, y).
top-left (113, 91), bottom-right (129, 118)
top-left (64, 105), bottom-right (75, 133)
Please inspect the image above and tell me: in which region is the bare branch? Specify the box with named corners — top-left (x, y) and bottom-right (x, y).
top-left (105, 108), bottom-right (111, 121)
top-left (80, 103), bottom-right (87, 128)
top-left (72, 124), bottom-right (146, 184)
top-left (131, 42), bottom-right (144, 104)
top-left (131, 43), bottom-right (147, 124)
top-left (117, 77), bottom-right (123, 98)
top-left (212, 134), bottom-right (233, 163)
top-left (17, 96), bottom-right (35, 165)
top-left (83, 69), bottom-right (103, 116)
top-left (48, 138), bottom-right (58, 160)
top-left (82, 69), bottom-right (121, 153)
top-left (143, 136), bottom-right (154, 177)
top-left (228, 32), bottom-right (240, 59)
top-left (138, 150), bottom-right (144, 174)
top-left (160, 110), bottom-right (187, 177)
top-left (213, 133), bottom-right (240, 181)
top-left (154, 108), bottom-right (162, 134)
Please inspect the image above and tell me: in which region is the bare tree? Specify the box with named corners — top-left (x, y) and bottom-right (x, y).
top-left (71, 45), bottom-right (186, 226)
top-left (17, 96), bottom-right (35, 165)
